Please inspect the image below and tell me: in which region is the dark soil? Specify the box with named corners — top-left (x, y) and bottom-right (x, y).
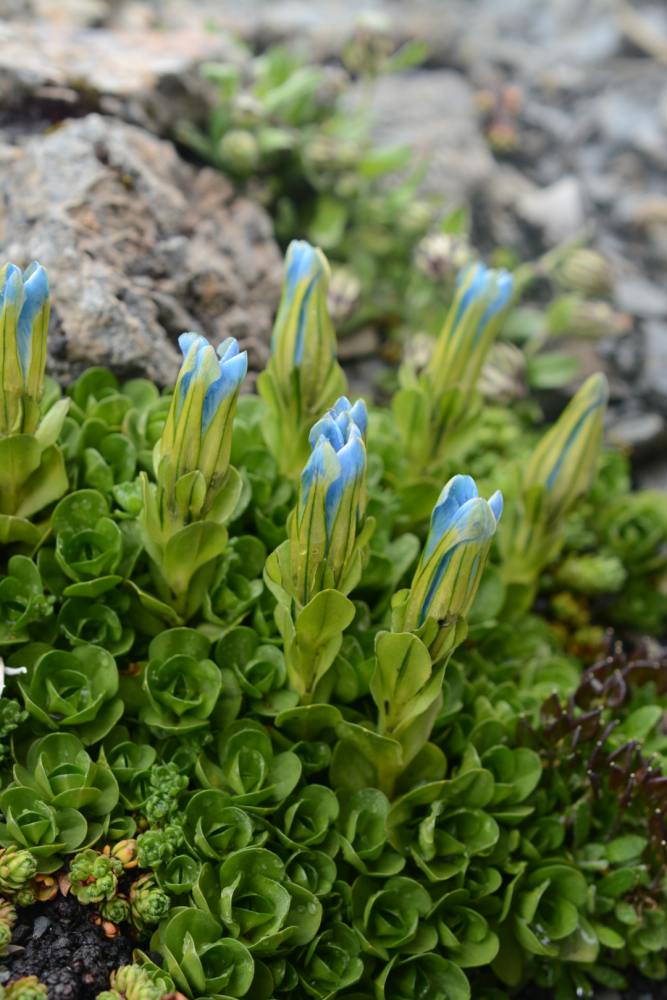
top-left (0, 892), bottom-right (143, 1000)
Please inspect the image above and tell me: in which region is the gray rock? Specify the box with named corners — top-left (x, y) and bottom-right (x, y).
top-left (516, 176), bottom-right (586, 247)
top-left (365, 70), bottom-right (495, 205)
top-left (0, 18), bottom-right (240, 133)
top-left (606, 410), bottom-right (667, 463)
top-left (0, 113), bottom-right (283, 385)
top-left (641, 320), bottom-right (667, 416)
top-left (615, 277), bottom-right (667, 319)
top-left (337, 326), bottom-right (380, 361)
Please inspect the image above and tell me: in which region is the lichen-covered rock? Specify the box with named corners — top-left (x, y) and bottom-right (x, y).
top-left (0, 113), bottom-right (283, 386)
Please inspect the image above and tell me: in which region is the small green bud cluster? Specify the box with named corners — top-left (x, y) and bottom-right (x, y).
top-left (69, 850), bottom-right (122, 905)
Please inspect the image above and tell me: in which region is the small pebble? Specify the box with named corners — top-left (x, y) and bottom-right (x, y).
top-left (32, 916), bottom-right (51, 939)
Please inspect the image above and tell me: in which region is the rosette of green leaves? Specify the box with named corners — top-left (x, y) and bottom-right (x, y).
top-left (295, 922), bottom-right (364, 998)
top-left (275, 784), bottom-right (339, 855)
top-left (17, 642), bottom-right (123, 744)
top-left (38, 489), bottom-right (141, 599)
top-left (337, 788), bottom-right (405, 876)
top-left (56, 589), bottom-right (134, 657)
top-left (194, 847), bottom-right (322, 955)
top-left (599, 490), bottom-right (667, 576)
top-left (0, 785), bottom-right (89, 873)
top-left (385, 764), bottom-right (499, 882)
top-left (201, 537), bottom-right (266, 639)
top-left (183, 790), bottom-right (268, 862)
top-left (10, 733), bottom-right (119, 849)
top-left (481, 745), bottom-right (541, 824)
top-left (139, 628), bottom-right (221, 737)
top-left (285, 849), bottom-right (337, 898)
top-left (375, 954), bottom-right (471, 1000)
top-left (155, 907), bottom-right (255, 999)
top-left (62, 368), bottom-right (170, 490)
top-left (493, 862), bottom-right (597, 987)
top-left (351, 875), bottom-right (438, 959)
top-left (61, 368), bottom-right (139, 493)
top-left (331, 631), bottom-right (448, 800)
top-left (99, 727), bottom-right (157, 811)
top-left (426, 887), bottom-right (499, 969)
top-left (216, 627), bottom-right (297, 717)
top-left (0, 557), bottom-right (55, 648)
top-left (196, 719), bottom-right (301, 811)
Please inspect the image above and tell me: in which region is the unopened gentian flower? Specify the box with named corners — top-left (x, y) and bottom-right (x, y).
top-left (158, 333), bottom-right (247, 517)
top-left (259, 240), bottom-right (347, 476)
top-left (522, 372), bottom-right (608, 526)
top-left (291, 397), bottom-right (368, 605)
top-left (0, 263), bottom-right (50, 434)
top-left (427, 262), bottom-right (513, 398)
top-left (404, 474), bottom-right (502, 631)
top-left (270, 240), bottom-right (338, 409)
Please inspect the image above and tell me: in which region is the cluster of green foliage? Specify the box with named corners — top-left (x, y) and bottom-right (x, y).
top-left (0, 230), bottom-right (666, 1000)
top-left (176, 21), bottom-right (631, 402)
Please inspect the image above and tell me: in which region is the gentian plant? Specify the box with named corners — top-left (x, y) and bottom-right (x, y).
top-left (0, 246), bottom-right (664, 1000)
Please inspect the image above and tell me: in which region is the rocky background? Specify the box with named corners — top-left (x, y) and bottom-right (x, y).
top-left (1, 0), bottom-right (667, 484)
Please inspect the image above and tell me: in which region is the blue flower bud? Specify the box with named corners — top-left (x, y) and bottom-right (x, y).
top-left (427, 262), bottom-right (513, 398)
top-left (522, 372), bottom-right (608, 525)
top-left (405, 474), bottom-right (502, 631)
top-left (0, 262), bottom-right (49, 401)
top-left (160, 332), bottom-right (247, 507)
top-left (270, 240), bottom-right (340, 410)
top-left (292, 397), bottom-right (368, 604)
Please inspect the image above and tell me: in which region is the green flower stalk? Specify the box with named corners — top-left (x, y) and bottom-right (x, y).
top-left (0, 262), bottom-right (69, 524)
top-left (129, 872), bottom-right (170, 934)
top-left (393, 262), bottom-right (512, 476)
top-left (257, 240), bottom-right (347, 477)
top-left (497, 372), bottom-right (608, 590)
top-left (140, 333), bottom-right (247, 619)
top-left (332, 475), bottom-right (501, 799)
top-left (265, 396), bottom-right (372, 703)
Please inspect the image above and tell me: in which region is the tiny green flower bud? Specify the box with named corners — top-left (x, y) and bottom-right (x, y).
top-left (110, 839), bottom-right (139, 869)
top-left (414, 233), bottom-right (475, 280)
top-left (129, 873), bottom-right (171, 934)
top-left (548, 294), bottom-right (631, 339)
top-left (342, 12), bottom-right (394, 77)
top-left (218, 129), bottom-right (260, 172)
top-left (477, 341), bottom-right (527, 405)
top-left (100, 895), bottom-right (130, 926)
top-left (556, 248), bottom-right (614, 298)
top-left (0, 847), bottom-right (37, 894)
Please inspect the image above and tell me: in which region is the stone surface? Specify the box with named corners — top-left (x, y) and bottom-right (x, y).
top-left (365, 70), bottom-right (496, 205)
top-left (0, 18), bottom-right (240, 135)
top-left (0, 113), bottom-right (283, 384)
top-left (516, 176), bottom-right (586, 247)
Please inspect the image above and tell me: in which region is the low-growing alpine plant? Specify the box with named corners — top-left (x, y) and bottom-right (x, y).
top-left (0, 240), bottom-right (665, 1000)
